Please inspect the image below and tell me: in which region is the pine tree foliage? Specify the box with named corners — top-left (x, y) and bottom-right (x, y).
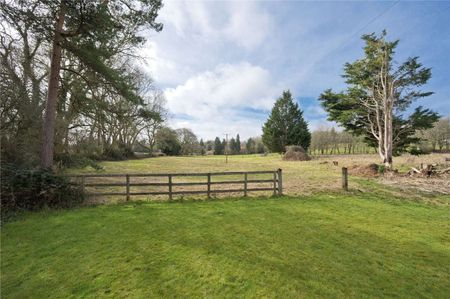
top-left (319, 31), bottom-right (438, 167)
top-left (1, 0), bottom-right (164, 168)
top-left (235, 134), bottom-right (241, 154)
top-left (213, 137), bottom-right (224, 155)
top-left (262, 90), bottom-right (311, 153)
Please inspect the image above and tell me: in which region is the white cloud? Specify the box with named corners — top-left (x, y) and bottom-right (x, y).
top-left (224, 2), bottom-right (273, 50)
top-left (157, 1), bottom-right (272, 49)
top-left (164, 62), bottom-right (282, 139)
top-left (140, 1), bottom-right (274, 88)
top-left (139, 42), bottom-right (196, 86)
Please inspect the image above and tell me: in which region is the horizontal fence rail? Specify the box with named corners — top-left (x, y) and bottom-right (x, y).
top-left (65, 169), bottom-right (283, 201)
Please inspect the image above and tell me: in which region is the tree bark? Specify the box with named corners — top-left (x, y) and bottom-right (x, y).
top-left (383, 98), bottom-right (394, 170)
top-left (41, 1), bottom-right (66, 169)
top-left (384, 115), bottom-right (393, 169)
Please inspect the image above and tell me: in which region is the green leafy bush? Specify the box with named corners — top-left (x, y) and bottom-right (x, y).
top-left (55, 153), bottom-right (103, 170)
top-left (377, 164), bottom-right (386, 174)
top-left (1, 168), bottom-right (84, 218)
top-left (102, 146), bottom-right (135, 160)
top-left (408, 147), bottom-right (430, 156)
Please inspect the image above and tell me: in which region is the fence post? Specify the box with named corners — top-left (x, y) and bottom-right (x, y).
top-left (244, 173), bottom-right (248, 197)
top-left (342, 167), bottom-right (348, 191)
top-left (168, 174), bottom-right (173, 201)
top-left (277, 168), bottom-right (283, 196)
top-left (126, 174), bottom-right (130, 201)
top-left (273, 172), bottom-right (277, 196)
top-left (207, 173), bottom-right (211, 199)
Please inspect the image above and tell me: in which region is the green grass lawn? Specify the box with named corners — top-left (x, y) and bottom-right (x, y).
top-left (2, 193), bottom-right (449, 298)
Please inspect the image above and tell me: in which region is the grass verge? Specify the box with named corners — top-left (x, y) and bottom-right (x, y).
top-left (2, 193), bottom-right (449, 298)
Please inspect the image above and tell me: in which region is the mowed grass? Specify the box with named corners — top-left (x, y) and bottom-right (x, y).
top-left (2, 154), bottom-right (449, 297)
top-left (2, 194), bottom-right (449, 298)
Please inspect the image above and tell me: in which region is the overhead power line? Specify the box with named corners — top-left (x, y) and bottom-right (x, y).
top-left (333, 0), bottom-right (400, 53)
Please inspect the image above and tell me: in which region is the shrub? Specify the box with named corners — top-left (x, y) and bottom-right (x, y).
top-left (377, 164), bottom-right (386, 174)
top-left (102, 146), bottom-right (135, 160)
top-left (55, 153), bottom-right (103, 170)
top-left (1, 168), bottom-right (84, 219)
top-left (409, 147), bottom-right (430, 156)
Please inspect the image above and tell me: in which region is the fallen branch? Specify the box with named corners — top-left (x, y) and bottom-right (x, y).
top-left (411, 167), bottom-right (421, 174)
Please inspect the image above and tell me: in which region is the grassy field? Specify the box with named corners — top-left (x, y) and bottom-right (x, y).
top-left (67, 153), bottom-right (450, 202)
top-left (2, 194), bottom-right (449, 298)
top-left (2, 154), bottom-right (449, 298)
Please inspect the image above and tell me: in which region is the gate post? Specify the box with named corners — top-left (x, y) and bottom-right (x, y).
top-left (207, 173), bottom-right (211, 199)
top-left (126, 174), bottom-right (130, 201)
top-left (277, 169), bottom-right (283, 196)
top-left (168, 174), bottom-right (173, 201)
top-left (342, 167), bottom-right (348, 191)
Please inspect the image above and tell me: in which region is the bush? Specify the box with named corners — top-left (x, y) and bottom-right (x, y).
top-left (102, 146), bottom-right (135, 160)
top-left (55, 153), bottom-right (103, 170)
top-left (377, 164), bottom-right (386, 174)
top-left (408, 147), bottom-right (430, 156)
top-left (1, 168), bottom-right (84, 218)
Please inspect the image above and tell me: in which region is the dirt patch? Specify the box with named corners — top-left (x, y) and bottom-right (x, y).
top-left (283, 146), bottom-right (311, 161)
top-left (381, 175), bottom-right (450, 195)
top-left (348, 163), bottom-right (379, 177)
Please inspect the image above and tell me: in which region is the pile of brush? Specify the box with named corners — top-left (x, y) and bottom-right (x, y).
top-left (408, 163), bottom-right (450, 177)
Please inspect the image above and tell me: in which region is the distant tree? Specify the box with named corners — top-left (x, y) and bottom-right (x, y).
top-left (329, 127), bottom-right (340, 154)
top-left (143, 90), bottom-right (168, 154)
top-left (206, 140), bottom-right (214, 152)
top-left (256, 141), bottom-right (266, 154)
top-left (176, 128), bottom-right (199, 155)
top-left (156, 127), bottom-right (181, 156)
top-left (246, 138), bottom-right (255, 154)
top-left (235, 134), bottom-right (241, 154)
top-left (311, 127), bottom-right (366, 155)
top-left (418, 117), bottom-right (450, 151)
top-left (319, 31), bottom-right (438, 169)
top-left (214, 137), bottom-right (224, 155)
top-left (262, 90), bottom-right (311, 152)
top-left (340, 131), bottom-right (357, 154)
top-left (311, 130), bottom-right (329, 155)
top-left (229, 138), bottom-right (236, 154)
top-left (199, 139), bottom-right (206, 155)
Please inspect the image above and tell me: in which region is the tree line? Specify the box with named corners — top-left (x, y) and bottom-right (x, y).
top-left (310, 128), bottom-right (375, 155)
top-left (1, 0), bottom-right (165, 169)
top-left (1, 6), bottom-right (447, 173)
top-left (140, 130), bottom-right (267, 157)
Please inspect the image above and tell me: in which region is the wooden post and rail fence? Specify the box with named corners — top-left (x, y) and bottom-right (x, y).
top-left (66, 169), bottom-right (283, 201)
top-left (66, 167), bottom-right (349, 201)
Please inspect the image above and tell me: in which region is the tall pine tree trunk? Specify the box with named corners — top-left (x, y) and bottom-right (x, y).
top-left (41, 2), bottom-right (66, 169)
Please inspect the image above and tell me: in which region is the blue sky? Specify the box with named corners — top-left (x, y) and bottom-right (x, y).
top-left (142, 0), bottom-right (450, 140)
